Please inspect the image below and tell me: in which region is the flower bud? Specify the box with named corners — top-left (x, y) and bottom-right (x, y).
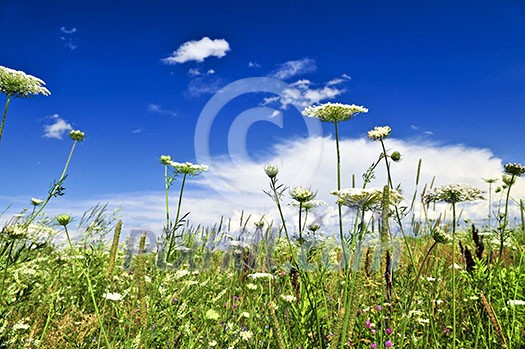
top-left (264, 164), bottom-right (279, 178)
top-left (31, 197), bottom-right (43, 206)
top-left (160, 155), bottom-right (172, 165)
top-left (57, 214), bottom-right (72, 226)
top-left (390, 151), bottom-right (401, 162)
top-left (69, 130), bottom-right (85, 142)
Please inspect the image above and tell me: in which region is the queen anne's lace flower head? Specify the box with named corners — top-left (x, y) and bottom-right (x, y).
top-left (290, 186), bottom-right (316, 203)
top-left (160, 155), bottom-right (172, 165)
top-left (431, 227), bottom-right (452, 244)
top-left (0, 66), bottom-right (51, 98)
top-left (368, 126), bottom-right (391, 140)
top-left (331, 187), bottom-right (403, 211)
top-left (169, 161), bottom-right (208, 175)
top-left (302, 102), bottom-right (368, 122)
top-left (423, 184), bottom-right (484, 204)
top-left (504, 162), bottom-right (525, 177)
top-left (69, 130), bottom-right (85, 142)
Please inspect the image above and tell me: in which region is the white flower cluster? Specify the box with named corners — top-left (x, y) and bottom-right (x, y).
top-left (504, 162), bottom-right (525, 177)
top-left (102, 292), bottom-right (123, 301)
top-left (280, 294), bottom-right (297, 303)
top-left (289, 199), bottom-right (327, 210)
top-left (302, 102), bottom-right (368, 122)
top-left (290, 186), bottom-right (316, 203)
top-left (423, 184), bottom-right (484, 204)
top-left (160, 156), bottom-right (208, 175)
top-left (247, 272), bottom-right (275, 279)
top-left (331, 187), bottom-right (403, 211)
top-left (0, 65), bottom-right (51, 97)
top-left (367, 126), bottom-right (391, 140)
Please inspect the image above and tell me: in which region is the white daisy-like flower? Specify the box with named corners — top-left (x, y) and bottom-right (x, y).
top-left (302, 102), bottom-right (368, 123)
top-left (367, 126), bottom-right (392, 140)
top-left (246, 283), bottom-right (258, 290)
top-left (241, 312), bottom-right (250, 318)
top-left (240, 330), bottom-right (253, 341)
top-left (102, 292), bottom-right (123, 301)
top-left (507, 299), bottom-right (525, 306)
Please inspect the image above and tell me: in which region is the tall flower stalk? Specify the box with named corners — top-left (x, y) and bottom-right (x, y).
top-left (498, 163), bottom-right (525, 261)
top-left (0, 66), bottom-right (51, 141)
top-left (24, 130), bottom-right (85, 228)
top-left (302, 102), bottom-right (368, 264)
top-left (160, 159), bottom-right (208, 261)
top-left (423, 184), bottom-right (484, 349)
top-left (289, 186), bottom-right (316, 241)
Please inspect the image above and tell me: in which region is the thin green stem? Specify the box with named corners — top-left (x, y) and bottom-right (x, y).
top-left (164, 165), bottom-right (170, 231)
top-left (25, 140), bottom-right (78, 228)
top-left (0, 94), bottom-right (12, 142)
top-left (499, 175), bottom-right (515, 262)
top-left (167, 173), bottom-right (188, 260)
top-left (298, 202), bottom-right (303, 241)
top-left (334, 121), bottom-right (347, 268)
top-left (379, 140), bottom-right (393, 189)
top-left (452, 202), bottom-right (457, 349)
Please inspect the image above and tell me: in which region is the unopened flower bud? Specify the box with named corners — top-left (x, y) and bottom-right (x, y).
top-left (57, 214), bottom-right (72, 226)
top-left (390, 151), bottom-right (401, 162)
top-left (264, 164), bottom-right (279, 178)
top-left (31, 197), bottom-right (43, 206)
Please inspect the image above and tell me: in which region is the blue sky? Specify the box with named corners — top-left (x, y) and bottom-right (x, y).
top-left (1, 0), bottom-right (524, 233)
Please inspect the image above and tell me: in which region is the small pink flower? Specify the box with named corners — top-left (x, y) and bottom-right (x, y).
top-left (365, 320), bottom-right (372, 328)
top-left (385, 340), bottom-right (393, 348)
top-left (371, 343), bottom-right (377, 349)
top-left (371, 329), bottom-right (377, 334)
top-left (376, 305), bottom-right (382, 311)
top-left (233, 295), bottom-right (239, 301)
top-left (386, 328), bottom-right (392, 335)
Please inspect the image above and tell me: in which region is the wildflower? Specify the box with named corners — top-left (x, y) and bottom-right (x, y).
top-left (102, 292), bottom-right (123, 301)
top-left (364, 320), bottom-right (372, 328)
top-left (246, 283), bottom-right (257, 290)
top-left (308, 224), bottom-right (321, 232)
top-left (0, 66), bottom-right (51, 97)
top-left (240, 330), bottom-right (253, 341)
top-left (390, 151), bottom-right (401, 162)
top-left (280, 294), bottom-right (297, 303)
top-left (264, 164), bottom-right (279, 178)
top-left (209, 340), bottom-right (218, 347)
top-left (241, 312), bottom-right (250, 318)
top-left (503, 162), bottom-right (525, 177)
top-left (431, 227), bottom-right (452, 244)
top-left (205, 309), bottom-right (220, 320)
top-left (423, 184), bottom-right (484, 204)
top-left (13, 321), bottom-right (30, 331)
top-left (368, 126), bottom-right (391, 140)
top-left (375, 305), bottom-right (382, 311)
top-left (68, 129), bottom-right (85, 142)
top-left (507, 299), bottom-right (525, 306)
top-left (302, 102), bottom-right (368, 123)
top-left (384, 340), bottom-right (393, 348)
top-left (371, 344), bottom-right (377, 349)
top-left (56, 214), bottom-right (72, 226)
top-left (386, 328), bottom-right (392, 335)
top-left (247, 272), bottom-right (275, 279)
top-left (331, 187), bottom-right (403, 211)
top-left (254, 221), bottom-right (264, 229)
top-left (169, 161), bottom-right (208, 175)
top-left (31, 198), bottom-right (43, 206)
top-left (160, 155), bottom-right (172, 165)
top-left (290, 186), bottom-right (316, 203)
top-left (289, 199), bottom-right (326, 210)
top-left (174, 269), bottom-right (190, 279)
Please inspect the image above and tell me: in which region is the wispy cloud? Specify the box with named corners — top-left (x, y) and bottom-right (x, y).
top-left (268, 58), bottom-right (316, 80)
top-left (59, 26), bottom-right (78, 50)
top-left (188, 68), bottom-right (216, 77)
top-left (132, 128), bottom-right (142, 134)
top-left (248, 61), bottom-right (261, 68)
top-left (162, 37), bottom-right (230, 64)
top-left (262, 77), bottom-right (347, 109)
top-left (43, 114), bottom-right (72, 139)
top-left (187, 76), bottom-right (224, 96)
top-left (148, 104), bottom-right (176, 117)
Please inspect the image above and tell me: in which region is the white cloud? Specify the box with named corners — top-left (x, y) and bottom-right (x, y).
top-left (59, 26), bottom-right (78, 50)
top-left (3, 136), bottom-right (521, 243)
top-left (43, 114), bottom-right (72, 139)
top-left (268, 58), bottom-right (316, 80)
top-left (132, 128), bottom-right (142, 134)
top-left (162, 37), bottom-right (230, 64)
top-left (207, 69), bottom-right (215, 75)
top-left (248, 61), bottom-right (261, 68)
top-left (148, 104), bottom-right (176, 117)
top-left (188, 68), bottom-right (202, 77)
top-left (262, 77), bottom-right (346, 109)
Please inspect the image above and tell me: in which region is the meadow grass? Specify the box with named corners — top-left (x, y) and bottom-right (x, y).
top-left (0, 89), bottom-right (524, 348)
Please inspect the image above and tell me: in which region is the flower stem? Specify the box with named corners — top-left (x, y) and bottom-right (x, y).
top-left (499, 174), bottom-right (515, 262)
top-left (25, 140), bottom-right (78, 228)
top-left (166, 172), bottom-right (187, 260)
top-left (452, 202), bottom-right (457, 349)
top-left (298, 202), bottom-right (303, 241)
top-left (0, 94), bottom-right (12, 142)
top-left (164, 165), bottom-right (170, 231)
top-left (334, 121), bottom-right (347, 266)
